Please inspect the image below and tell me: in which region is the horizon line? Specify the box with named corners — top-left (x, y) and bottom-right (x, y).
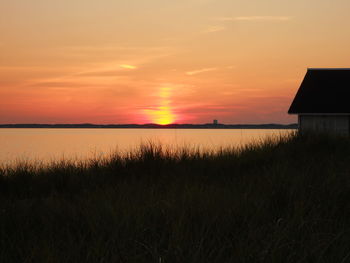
top-left (0, 123), bottom-right (297, 126)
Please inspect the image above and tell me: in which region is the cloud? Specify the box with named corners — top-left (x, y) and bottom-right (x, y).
top-left (235, 16), bottom-right (292, 21)
top-left (120, 64), bottom-right (137, 69)
top-left (186, 68), bottom-right (217, 76)
top-left (212, 17), bottom-right (236, 22)
top-left (203, 26), bottom-right (226, 33)
top-left (213, 16), bottom-right (292, 22)
top-left (29, 81), bottom-right (81, 88)
top-left (77, 70), bottom-right (124, 77)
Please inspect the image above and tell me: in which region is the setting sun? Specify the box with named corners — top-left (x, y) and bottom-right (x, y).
top-left (143, 85), bottom-right (177, 124)
top-left (143, 106), bottom-right (175, 125)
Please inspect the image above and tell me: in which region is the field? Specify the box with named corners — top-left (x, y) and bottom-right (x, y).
top-left (1, 132), bottom-right (350, 262)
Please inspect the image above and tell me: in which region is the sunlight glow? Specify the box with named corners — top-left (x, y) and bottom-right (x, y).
top-left (144, 106), bottom-right (175, 125)
top-left (143, 85), bottom-right (177, 125)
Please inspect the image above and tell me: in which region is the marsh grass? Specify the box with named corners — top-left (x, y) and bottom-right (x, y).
top-left (1, 132), bottom-right (350, 262)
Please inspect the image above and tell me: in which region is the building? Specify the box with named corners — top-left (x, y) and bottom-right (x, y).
top-left (288, 68), bottom-right (350, 135)
top-left (213, 119), bottom-right (218, 125)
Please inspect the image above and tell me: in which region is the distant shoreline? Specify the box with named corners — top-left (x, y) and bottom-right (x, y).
top-left (0, 123), bottom-right (298, 129)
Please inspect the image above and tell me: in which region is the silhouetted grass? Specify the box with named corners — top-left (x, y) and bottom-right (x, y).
top-left (1, 132), bottom-right (350, 262)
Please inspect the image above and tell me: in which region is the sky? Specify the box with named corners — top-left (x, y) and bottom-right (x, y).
top-left (1, 0), bottom-right (350, 124)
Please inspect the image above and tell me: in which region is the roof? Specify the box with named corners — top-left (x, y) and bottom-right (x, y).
top-left (288, 68), bottom-right (350, 114)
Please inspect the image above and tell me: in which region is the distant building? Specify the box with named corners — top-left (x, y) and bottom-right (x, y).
top-left (213, 119), bottom-right (218, 125)
top-left (288, 68), bottom-right (350, 135)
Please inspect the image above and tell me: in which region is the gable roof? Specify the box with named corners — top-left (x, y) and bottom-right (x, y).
top-left (288, 68), bottom-right (350, 114)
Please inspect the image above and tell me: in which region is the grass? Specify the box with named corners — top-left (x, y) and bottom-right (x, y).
top-left (1, 132), bottom-right (350, 262)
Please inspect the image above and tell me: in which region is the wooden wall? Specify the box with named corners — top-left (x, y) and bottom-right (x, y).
top-left (299, 115), bottom-right (350, 135)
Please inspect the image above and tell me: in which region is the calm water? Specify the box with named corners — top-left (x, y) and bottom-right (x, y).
top-left (0, 129), bottom-right (294, 165)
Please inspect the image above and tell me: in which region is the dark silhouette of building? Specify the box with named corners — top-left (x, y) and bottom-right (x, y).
top-left (213, 119), bottom-right (218, 125)
top-left (288, 68), bottom-right (350, 135)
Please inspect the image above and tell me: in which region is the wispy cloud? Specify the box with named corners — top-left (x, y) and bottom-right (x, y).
top-left (120, 64), bottom-right (137, 70)
top-left (203, 26), bottom-right (226, 33)
top-left (235, 16), bottom-right (292, 21)
top-left (186, 68), bottom-right (217, 76)
top-left (212, 17), bottom-right (236, 22)
top-left (213, 16), bottom-right (292, 22)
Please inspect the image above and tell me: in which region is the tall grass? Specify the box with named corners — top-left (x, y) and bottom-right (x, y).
top-left (1, 132), bottom-right (350, 262)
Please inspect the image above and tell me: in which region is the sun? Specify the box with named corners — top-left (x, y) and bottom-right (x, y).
top-left (142, 85), bottom-right (178, 125)
top-left (144, 106), bottom-right (175, 125)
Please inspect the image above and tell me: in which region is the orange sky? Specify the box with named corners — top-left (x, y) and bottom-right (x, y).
top-left (1, 0), bottom-right (350, 124)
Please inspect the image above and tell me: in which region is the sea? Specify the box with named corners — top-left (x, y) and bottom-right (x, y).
top-left (0, 129), bottom-right (295, 165)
